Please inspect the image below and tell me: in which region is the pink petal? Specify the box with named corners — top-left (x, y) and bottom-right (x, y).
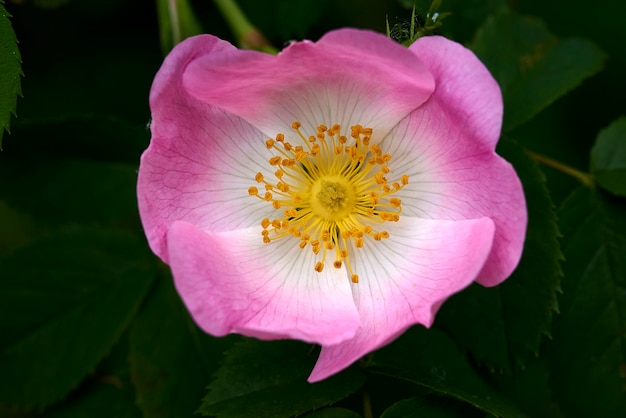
top-left (167, 221), bottom-right (361, 346)
top-left (138, 35), bottom-right (278, 263)
top-left (182, 28), bottom-right (435, 142)
top-left (409, 35), bottom-right (503, 149)
top-left (381, 36), bottom-right (526, 286)
top-left (308, 216), bottom-right (495, 382)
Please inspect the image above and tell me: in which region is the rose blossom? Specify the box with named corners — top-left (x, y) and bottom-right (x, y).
top-left (137, 28), bottom-right (526, 382)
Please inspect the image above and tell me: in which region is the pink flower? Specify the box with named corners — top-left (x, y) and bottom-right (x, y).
top-left (137, 29), bottom-right (526, 382)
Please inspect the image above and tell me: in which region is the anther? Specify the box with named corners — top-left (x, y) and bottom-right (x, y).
top-left (269, 156), bottom-right (281, 166)
top-left (248, 187), bottom-right (258, 196)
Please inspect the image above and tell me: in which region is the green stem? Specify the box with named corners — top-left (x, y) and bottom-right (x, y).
top-left (168, 0), bottom-right (181, 46)
top-left (362, 387), bottom-right (373, 418)
top-left (527, 150), bottom-right (594, 186)
top-left (212, 0), bottom-right (277, 52)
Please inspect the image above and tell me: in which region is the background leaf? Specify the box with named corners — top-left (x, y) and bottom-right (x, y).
top-left (0, 0), bottom-right (23, 147)
top-left (304, 407), bottom-right (362, 418)
top-left (199, 339), bottom-right (366, 418)
top-left (0, 157), bottom-right (141, 227)
top-left (0, 228), bottom-right (157, 408)
top-left (369, 327), bottom-right (527, 418)
top-left (42, 334), bottom-right (142, 418)
top-left (6, 115), bottom-right (150, 163)
top-left (438, 138), bottom-right (562, 372)
top-left (380, 396), bottom-right (478, 418)
top-left (590, 116), bottom-right (626, 196)
top-left (550, 187), bottom-right (626, 417)
top-left (470, 11), bottom-right (605, 131)
top-left (129, 274), bottom-right (235, 418)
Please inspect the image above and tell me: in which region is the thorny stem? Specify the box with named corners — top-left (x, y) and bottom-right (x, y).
top-left (527, 150), bottom-right (594, 186)
top-left (212, 0), bottom-right (277, 52)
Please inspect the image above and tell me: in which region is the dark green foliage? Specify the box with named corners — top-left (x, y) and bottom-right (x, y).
top-left (42, 335), bottom-right (142, 418)
top-left (0, 228), bottom-right (157, 408)
top-left (199, 340), bottom-right (366, 418)
top-left (471, 12), bottom-right (605, 132)
top-left (369, 327), bottom-right (527, 417)
top-left (551, 187), bottom-right (626, 417)
top-left (438, 138), bottom-right (562, 372)
top-left (129, 277), bottom-right (236, 418)
top-left (380, 396), bottom-right (480, 418)
top-left (304, 408), bottom-right (362, 418)
top-left (0, 0), bottom-right (22, 147)
top-left (591, 117), bottom-right (626, 196)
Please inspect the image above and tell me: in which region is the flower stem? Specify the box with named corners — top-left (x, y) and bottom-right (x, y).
top-left (212, 0), bottom-right (277, 52)
top-left (526, 150), bottom-right (594, 186)
top-left (362, 387), bottom-right (373, 418)
top-left (168, 0), bottom-right (181, 46)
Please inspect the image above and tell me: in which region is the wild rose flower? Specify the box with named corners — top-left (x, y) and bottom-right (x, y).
top-left (137, 29), bottom-right (526, 382)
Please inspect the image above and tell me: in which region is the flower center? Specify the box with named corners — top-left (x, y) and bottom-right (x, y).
top-left (311, 178), bottom-right (355, 221)
top-left (248, 122), bottom-right (408, 283)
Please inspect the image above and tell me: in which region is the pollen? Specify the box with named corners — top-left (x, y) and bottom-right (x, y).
top-left (249, 122), bottom-right (409, 283)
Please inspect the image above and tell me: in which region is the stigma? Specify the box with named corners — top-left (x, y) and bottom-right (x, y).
top-left (249, 122), bottom-right (409, 284)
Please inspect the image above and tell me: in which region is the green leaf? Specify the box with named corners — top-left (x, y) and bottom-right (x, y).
top-left (6, 115), bottom-right (149, 163)
top-left (369, 327), bottom-right (527, 418)
top-left (0, 227), bottom-right (157, 408)
top-left (438, 138), bottom-right (562, 372)
top-left (238, 0), bottom-right (329, 42)
top-left (0, 201), bottom-right (40, 258)
top-left (550, 187), bottom-right (626, 417)
top-left (471, 12), bottom-right (605, 131)
top-left (156, 0), bottom-right (203, 54)
top-left (43, 334), bottom-right (142, 418)
top-left (274, 0), bottom-right (328, 39)
top-left (590, 116), bottom-right (626, 196)
top-left (380, 396), bottom-right (475, 418)
top-left (199, 339), bottom-right (366, 418)
top-left (0, 157), bottom-right (141, 228)
top-left (0, 1), bottom-right (23, 148)
top-left (304, 407), bottom-right (362, 418)
top-left (491, 356), bottom-right (564, 418)
top-left (129, 275), bottom-right (236, 418)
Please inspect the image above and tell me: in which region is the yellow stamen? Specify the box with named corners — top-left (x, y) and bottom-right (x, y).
top-left (250, 122), bottom-right (409, 282)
